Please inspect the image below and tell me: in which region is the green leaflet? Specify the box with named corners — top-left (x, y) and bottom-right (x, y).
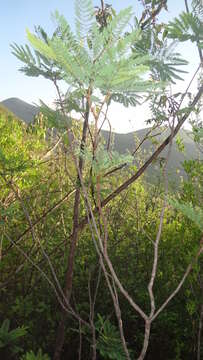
top-left (106, 6), bottom-right (134, 40)
top-left (21, 349), bottom-right (50, 360)
top-left (167, 12), bottom-right (203, 45)
top-left (12, 0), bottom-right (168, 110)
top-left (110, 92), bottom-right (142, 107)
top-left (0, 319), bottom-right (28, 355)
top-left (169, 199), bottom-right (203, 231)
top-left (26, 30), bottom-right (56, 60)
top-left (75, 0), bottom-right (95, 42)
top-left (192, 0), bottom-right (203, 21)
top-left (95, 314), bottom-right (129, 360)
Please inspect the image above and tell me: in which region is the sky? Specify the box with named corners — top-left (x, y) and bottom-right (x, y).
top-left (0, 0), bottom-right (200, 133)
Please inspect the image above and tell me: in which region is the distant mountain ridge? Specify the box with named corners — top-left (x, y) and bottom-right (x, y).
top-left (1, 98), bottom-right (39, 124)
top-left (1, 97), bottom-right (201, 183)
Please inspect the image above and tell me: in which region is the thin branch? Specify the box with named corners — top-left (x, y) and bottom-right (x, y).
top-left (98, 83), bottom-right (203, 209)
top-left (78, 320), bottom-right (82, 360)
top-left (3, 179), bottom-right (72, 310)
top-left (75, 161), bottom-right (148, 321)
top-left (5, 189), bottom-right (76, 254)
top-left (40, 131), bottom-right (66, 160)
top-left (197, 303), bottom-right (203, 360)
top-left (85, 208), bottom-right (131, 359)
top-left (88, 268), bottom-right (101, 360)
top-left (139, 119), bottom-right (175, 359)
top-left (103, 126), bottom-right (162, 178)
top-left (5, 232), bottom-right (90, 328)
top-left (140, 0), bottom-right (167, 29)
top-left (184, 0), bottom-right (190, 13)
top-left (112, 280), bottom-right (131, 360)
top-left (4, 233), bottom-right (67, 313)
top-left (77, 83), bottom-right (203, 231)
top-left (152, 244), bottom-right (203, 322)
top-left (137, 320), bottom-right (151, 360)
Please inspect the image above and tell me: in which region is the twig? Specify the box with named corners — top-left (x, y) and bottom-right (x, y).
top-left (5, 188), bottom-right (76, 254)
top-left (78, 320), bottom-right (82, 360)
top-left (140, 1), bottom-right (167, 29)
top-left (152, 244), bottom-right (203, 322)
top-left (139, 117), bottom-right (175, 359)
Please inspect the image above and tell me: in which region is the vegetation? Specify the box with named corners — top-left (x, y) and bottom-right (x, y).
top-left (0, 0), bottom-right (202, 359)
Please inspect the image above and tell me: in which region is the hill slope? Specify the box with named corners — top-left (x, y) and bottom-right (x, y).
top-left (0, 103), bottom-right (25, 124)
top-left (1, 97), bottom-right (201, 183)
top-left (102, 127), bottom-right (200, 181)
top-left (1, 98), bottom-right (39, 124)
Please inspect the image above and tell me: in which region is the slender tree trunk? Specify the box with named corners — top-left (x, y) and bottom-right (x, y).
top-left (197, 303), bottom-right (203, 360)
top-left (54, 100), bottom-right (90, 360)
top-left (197, 272), bottom-right (203, 360)
top-left (138, 320), bottom-right (151, 360)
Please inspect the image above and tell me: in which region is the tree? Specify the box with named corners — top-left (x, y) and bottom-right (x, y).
top-left (7, 0), bottom-right (203, 359)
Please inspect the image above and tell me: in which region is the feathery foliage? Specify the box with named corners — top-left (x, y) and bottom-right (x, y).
top-left (192, 0), bottom-right (203, 21)
top-left (10, 27), bottom-right (61, 81)
top-left (0, 319), bottom-right (27, 355)
top-left (11, 1), bottom-right (165, 108)
top-left (132, 24), bottom-right (188, 83)
top-left (170, 200), bottom-right (203, 231)
top-left (21, 349), bottom-right (50, 360)
top-left (167, 11), bottom-right (203, 46)
top-left (75, 0), bottom-right (95, 42)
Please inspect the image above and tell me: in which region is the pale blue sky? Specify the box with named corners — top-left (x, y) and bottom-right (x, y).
top-left (0, 0), bottom-right (199, 132)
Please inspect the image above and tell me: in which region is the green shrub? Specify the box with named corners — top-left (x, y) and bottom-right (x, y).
top-left (21, 349), bottom-right (50, 360)
top-left (0, 319), bottom-right (27, 356)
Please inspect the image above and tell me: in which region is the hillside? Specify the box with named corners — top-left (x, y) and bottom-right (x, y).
top-left (1, 98), bottom-right (39, 124)
top-left (0, 103), bottom-right (26, 124)
top-left (102, 127), bottom-right (200, 182)
top-left (1, 97), bottom-right (201, 183)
